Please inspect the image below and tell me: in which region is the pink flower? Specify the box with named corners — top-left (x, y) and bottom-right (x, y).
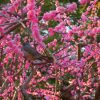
top-left (5, 47), bottom-right (11, 53)
top-left (56, 6), bottom-right (66, 13)
top-left (66, 2), bottom-right (77, 13)
top-left (25, 61), bottom-right (30, 69)
top-left (8, 6), bottom-right (15, 12)
top-left (97, 27), bottom-right (100, 33)
top-left (43, 11), bottom-right (57, 21)
top-left (71, 90), bottom-right (76, 95)
top-left (27, 10), bottom-right (38, 23)
top-left (27, 4), bottom-right (35, 10)
top-left (37, 71), bottom-right (41, 77)
top-left (54, 22), bottom-right (66, 33)
top-left (77, 73), bottom-right (82, 77)
top-left (64, 34), bottom-right (72, 41)
top-left (8, 1), bottom-right (21, 12)
top-left (44, 95), bottom-right (50, 100)
top-left (32, 24), bottom-right (42, 41)
top-left (48, 28), bottom-right (55, 36)
top-left (47, 70), bottom-right (52, 74)
top-left (18, 91), bottom-right (22, 100)
top-left (52, 39), bottom-right (57, 47)
top-left (54, 14), bottom-right (62, 22)
top-left (0, 27), bottom-right (4, 33)
top-left (7, 76), bottom-right (14, 83)
top-left (81, 14), bottom-right (88, 21)
top-left (79, 0), bottom-right (90, 5)
top-left (10, 0), bottom-right (14, 3)
top-left (32, 29), bottom-right (42, 41)
top-left (27, 0), bottom-right (35, 4)
top-left (31, 24), bottom-right (45, 48)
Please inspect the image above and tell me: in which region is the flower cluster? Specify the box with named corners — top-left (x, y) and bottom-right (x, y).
top-left (27, 0), bottom-right (45, 48)
top-left (0, 0), bottom-right (100, 100)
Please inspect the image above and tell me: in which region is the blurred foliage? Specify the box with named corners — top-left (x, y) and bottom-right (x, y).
top-left (59, 0), bottom-right (78, 4)
top-left (41, 0), bottom-right (56, 13)
top-left (48, 20), bottom-right (59, 28)
top-left (96, 35), bottom-right (100, 43)
top-left (0, 0), bottom-right (9, 4)
top-left (47, 78), bottom-right (55, 84)
top-left (96, 1), bottom-right (100, 17)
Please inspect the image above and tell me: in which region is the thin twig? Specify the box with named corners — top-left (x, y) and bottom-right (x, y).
top-left (22, 67), bottom-right (34, 88)
top-left (20, 67), bottom-right (34, 100)
top-left (77, 43), bottom-right (82, 60)
top-left (0, 79), bottom-right (7, 93)
top-left (57, 55), bottom-right (68, 60)
top-left (0, 18), bottom-right (28, 40)
top-left (53, 45), bottom-right (67, 55)
top-left (12, 90), bottom-right (18, 100)
top-left (0, 66), bottom-right (24, 93)
top-left (0, 22), bottom-right (17, 26)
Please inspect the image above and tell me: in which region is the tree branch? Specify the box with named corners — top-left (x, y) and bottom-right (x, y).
top-left (20, 67), bottom-right (34, 100)
top-left (77, 43), bottom-right (82, 60)
top-left (0, 18), bottom-right (28, 40)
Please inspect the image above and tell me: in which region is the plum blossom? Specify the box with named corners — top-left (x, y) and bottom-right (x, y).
top-left (0, 0), bottom-right (100, 100)
top-left (27, 0), bottom-right (45, 48)
top-left (54, 22), bottom-right (66, 33)
top-left (43, 11), bottom-right (57, 21)
top-left (27, 0), bottom-right (35, 4)
top-left (44, 95), bottom-right (50, 100)
top-left (66, 2), bottom-right (77, 13)
top-left (81, 14), bottom-right (88, 21)
top-left (48, 28), bottom-right (55, 36)
top-left (79, 0), bottom-right (90, 5)
top-left (56, 6), bottom-right (66, 13)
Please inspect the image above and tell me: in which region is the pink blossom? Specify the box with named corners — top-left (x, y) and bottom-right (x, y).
top-left (27, 4), bottom-right (35, 10)
top-left (10, 0), bottom-right (14, 3)
top-left (43, 11), bottom-right (57, 21)
top-left (27, 0), bottom-right (35, 4)
top-left (27, 0), bottom-right (45, 48)
top-left (97, 27), bottom-right (100, 33)
top-left (0, 27), bottom-right (4, 33)
top-left (54, 22), bottom-right (66, 33)
top-left (0, 0), bottom-right (100, 99)
top-left (71, 90), bottom-right (76, 95)
top-left (48, 28), bottom-right (55, 36)
top-left (77, 73), bottom-right (82, 77)
top-left (7, 76), bottom-right (14, 83)
top-left (56, 6), bottom-right (66, 13)
top-left (31, 24), bottom-right (43, 42)
top-left (53, 14), bottom-right (62, 22)
top-left (79, 0), bottom-right (90, 5)
top-left (47, 70), bottom-right (52, 74)
top-left (64, 34), bottom-right (71, 41)
top-left (8, 1), bottom-right (21, 12)
top-left (52, 39), bottom-right (57, 47)
top-left (66, 2), bottom-right (77, 13)
top-left (25, 61), bottom-right (30, 69)
top-left (81, 14), bottom-right (88, 21)
top-left (8, 6), bottom-right (16, 12)
top-left (37, 71), bottom-right (41, 77)
top-left (44, 95), bottom-right (50, 100)
top-left (18, 91), bottom-right (22, 100)
top-left (27, 10), bottom-right (38, 23)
